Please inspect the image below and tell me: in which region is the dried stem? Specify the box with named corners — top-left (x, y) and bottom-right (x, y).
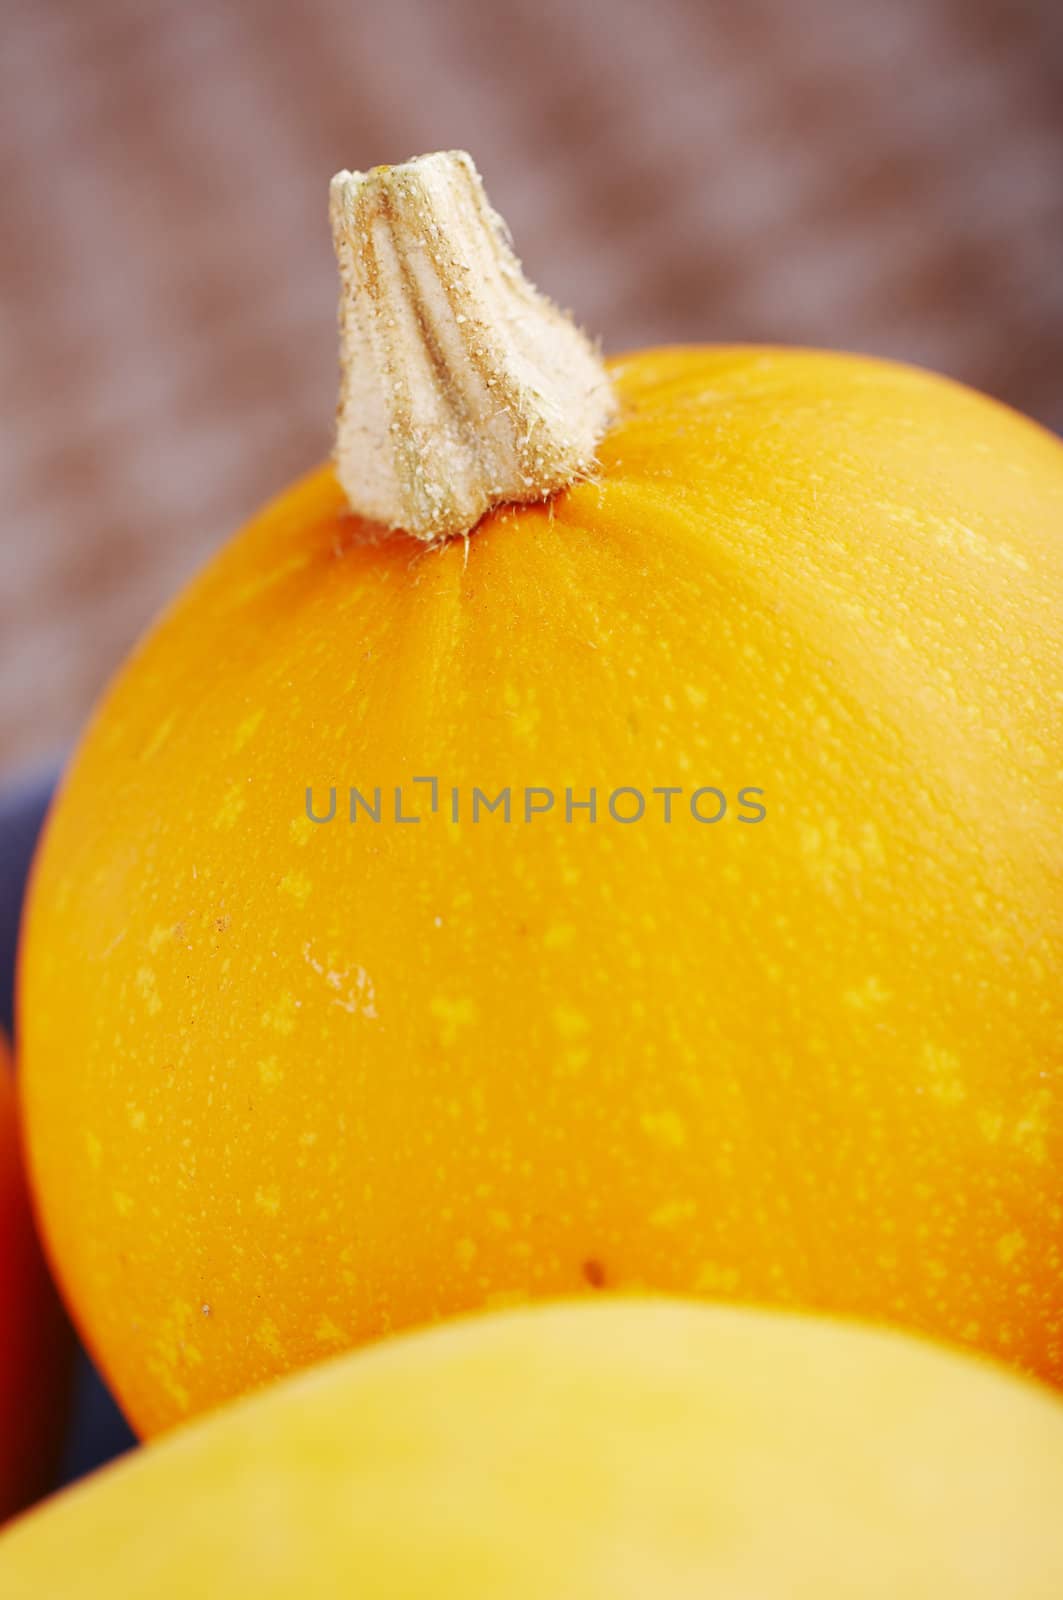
top-left (330, 151), bottom-right (616, 541)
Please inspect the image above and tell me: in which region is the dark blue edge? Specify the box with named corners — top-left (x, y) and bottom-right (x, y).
top-left (0, 767), bottom-right (137, 1491)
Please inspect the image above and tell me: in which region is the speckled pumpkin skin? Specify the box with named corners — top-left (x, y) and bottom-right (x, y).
top-left (19, 348), bottom-right (1063, 1435)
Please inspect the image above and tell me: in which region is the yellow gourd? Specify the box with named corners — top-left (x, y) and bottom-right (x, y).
top-left (4, 1302), bottom-right (1063, 1597)
top-left (19, 153), bottom-right (1063, 1435)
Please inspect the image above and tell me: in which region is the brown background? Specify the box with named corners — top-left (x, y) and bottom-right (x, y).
top-left (2, 0), bottom-right (1061, 780)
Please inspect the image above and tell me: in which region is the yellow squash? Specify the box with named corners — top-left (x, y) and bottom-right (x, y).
top-left (19, 155), bottom-right (1063, 1435)
top-left (4, 1302), bottom-right (1063, 1597)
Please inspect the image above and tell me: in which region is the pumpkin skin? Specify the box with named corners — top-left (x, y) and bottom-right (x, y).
top-left (19, 346), bottom-right (1063, 1436)
top-left (0, 1034), bottom-right (69, 1520)
top-left (4, 1301), bottom-right (1063, 1598)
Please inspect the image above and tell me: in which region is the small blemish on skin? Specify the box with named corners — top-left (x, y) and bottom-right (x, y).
top-left (582, 1258), bottom-right (607, 1289)
top-left (303, 944), bottom-right (378, 1019)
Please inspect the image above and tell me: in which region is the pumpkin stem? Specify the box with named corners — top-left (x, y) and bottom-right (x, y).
top-left (329, 151), bottom-right (617, 542)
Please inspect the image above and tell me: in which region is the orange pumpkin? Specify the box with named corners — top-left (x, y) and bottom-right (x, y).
top-left (19, 154), bottom-right (1063, 1436)
top-left (0, 1033), bottom-right (69, 1519)
top-left (5, 1302), bottom-right (1063, 1598)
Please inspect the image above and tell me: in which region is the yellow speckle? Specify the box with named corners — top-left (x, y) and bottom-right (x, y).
top-left (430, 994), bottom-right (477, 1046)
top-left (650, 1199), bottom-right (696, 1228)
top-left (150, 1367), bottom-right (190, 1413)
top-left (259, 1056), bottom-right (283, 1088)
top-left (641, 1109), bottom-right (687, 1148)
top-left (255, 1185), bottom-right (281, 1216)
top-left (543, 922), bottom-right (576, 951)
top-left (136, 965), bottom-right (162, 1016)
top-left (126, 1104), bottom-right (146, 1132)
top-left (261, 992), bottom-right (299, 1035)
top-left (232, 707), bottom-right (265, 752)
top-left (684, 684), bottom-right (707, 710)
top-left (799, 817), bottom-right (885, 895)
top-left (141, 713), bottom-right (177, 763)
top-left (315, 1315), bottom-right (345, 1346)
top-left (288, 816), bottom-right (311, 848)
top-left (456, 1237), bottom-right (478, 1268)
top-left (1012, 1092), bottom-right (1050, 1163)
top-left (997, 1230), bottom-right (1026, 1266)
top-left (85, 1131), bottom-right (102, 1170)
top-left (978, 1110), bottom-right (1003, 1142)
top-left (502, 681), bottom-right (539, 741)
top-left (922, 1042), bottom-right (966, 1105)
top-left (860, 821), bottom-right (886, 869)
top-left (214, 783), bottom-right (247, 831)
top-left (553, 1005), bottom-right (589, 1041)
top-left (695, 1261), bottom-right (739, 1294)
top-left (256, 1317), bottom-right (283, 1358)
top-left (279, 869), bottom-right (313, 905)
top-left (147, 922), bottom-right (176, 954)
top-left (482, 1288), bottom-right (530, 1311)
top-left (843, 975), bottom-right (891, 1010)
top-left (488, 1209), bottom-right (512, 1232)
top-left (112, 1190), bottom-right (134, 1217)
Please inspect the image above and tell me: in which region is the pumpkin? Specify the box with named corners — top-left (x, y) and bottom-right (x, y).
top-left (4, 1301), bottom-right (1063, 1598)
top-left (19, 152), bottom-right (1063, 1436)
top-left (0, 1032), bottom-right (69, 1520)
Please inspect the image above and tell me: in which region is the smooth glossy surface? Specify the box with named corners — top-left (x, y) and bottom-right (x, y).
top-left (20, 347), bottom-right (1063, 1434)
top-left (5, 1302), bottom-right (1063, 1598)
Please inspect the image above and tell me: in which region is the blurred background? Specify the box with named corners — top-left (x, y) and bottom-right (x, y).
top-left (1, 0), bottom-right (1061, 780)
